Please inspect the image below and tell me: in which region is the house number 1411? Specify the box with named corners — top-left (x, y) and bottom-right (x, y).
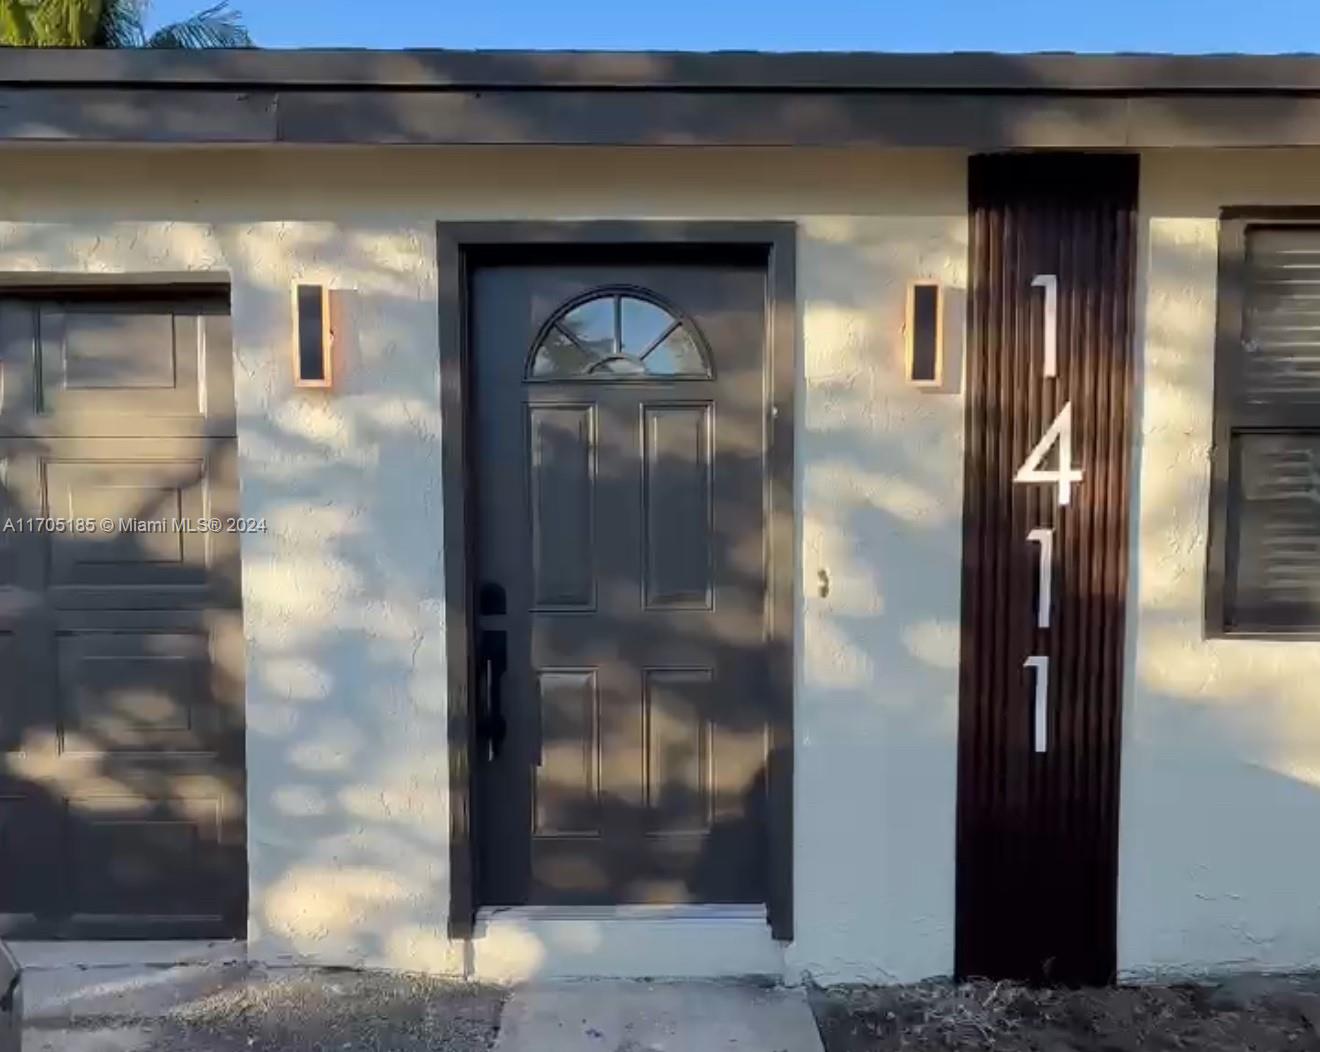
top-left (1013, 273), bottom-right (1075, 754)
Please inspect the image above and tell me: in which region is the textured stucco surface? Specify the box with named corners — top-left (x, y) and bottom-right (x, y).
top-left (0, 147), bottom-right (966, 982)
top-left (1123, 150), bottom-right (1320, 978)
top-left (0, 206), bottom-right (456, 973)
top-left (14, 143), bottom-right (1314, 984)
top-left (789, 205), bottom-right (966, 984)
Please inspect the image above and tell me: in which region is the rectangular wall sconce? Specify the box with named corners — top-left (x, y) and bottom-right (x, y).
top-left (292, 283), bottom-right (335, 388)
top-left (905, 281), bottom-right (944, 387)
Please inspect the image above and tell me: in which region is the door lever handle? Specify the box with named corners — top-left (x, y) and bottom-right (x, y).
top-left (477, 629), bottom-right (507, 761)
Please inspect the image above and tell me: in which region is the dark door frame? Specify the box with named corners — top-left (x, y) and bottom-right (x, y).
top-left (437, 221), bottom-right (797, 941)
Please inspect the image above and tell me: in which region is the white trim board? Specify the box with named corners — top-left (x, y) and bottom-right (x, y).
top-left (470, 906), bottom-right (784, 981)
top-left (10, 941), bottom-right (246, 970)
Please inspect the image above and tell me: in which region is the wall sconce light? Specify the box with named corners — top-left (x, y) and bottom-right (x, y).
top-left (292, 283), bottom-right (335, 388)
top-left (905, 281), bottom-right (944, 388)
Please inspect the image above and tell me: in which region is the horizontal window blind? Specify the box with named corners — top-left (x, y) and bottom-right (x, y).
top-left (1213, 220), bottom-right (1320, 633)
top-left (1244, 230), bottom-right (1320, 405)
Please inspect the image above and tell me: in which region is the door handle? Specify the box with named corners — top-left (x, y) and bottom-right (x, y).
top-left (477, 629), bottom-right (507, 761)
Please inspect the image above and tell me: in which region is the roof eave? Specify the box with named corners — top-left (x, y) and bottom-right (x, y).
top-left (4, 50), bottom-right (1320, 149)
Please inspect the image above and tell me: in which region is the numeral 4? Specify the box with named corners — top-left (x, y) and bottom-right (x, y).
top-left (1014, 402), bottom-right (1084, 507)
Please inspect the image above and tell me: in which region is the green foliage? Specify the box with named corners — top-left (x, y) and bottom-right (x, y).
top-left (0, 1), bottom-right (37, 46)
top-left (0, 0), bottom-right (251, 47)
top-left (0, 0), bottom-right (103, 44)
top-left (0, 0), bottom-right (99, 43)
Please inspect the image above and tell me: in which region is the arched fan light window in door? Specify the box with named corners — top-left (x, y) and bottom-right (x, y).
top-left (527, 287), bottom-right (712, 380)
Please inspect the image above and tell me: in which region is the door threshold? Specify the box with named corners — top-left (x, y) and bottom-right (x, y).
top-left (477, 904), bottom-right (767, 924)
top-left (470, 903), bottom-right (783, 981)
top-left (10, 940), bottom-right (246, 970)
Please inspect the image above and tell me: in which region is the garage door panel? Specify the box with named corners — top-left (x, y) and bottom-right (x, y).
top-left (0, 444), bottom-right (42, 591)
top-left (44, 611), bottom-right (244, 762)
top-left (45, 456), bottom-right (209, 588)
top-left (49, 308), bottom-right (184, 391)
top-left (0, 617), bottom-right (55, 758)
top-left (28, 437), bottom-right (239, 609)
top-left (54, 607), bottom-right (223, 633)
top-left (0, 452), bottom-right (17, 586)
top-left (65, 793), bottom-right (232, 931)
top-left (57, 631), bottom-right (220, 754)
top-left (0, 513), bottom-right (15, 588)
top-left (0, 302), bottom-right (36, 425)
top-left (0, 633), bottom-right (21, 752)
top-left (42, 305), bottom-right (201, 419)
top-left (0, 296), bottom-right (235, 439)
top-left (0, 794), bottom-right (58, 933)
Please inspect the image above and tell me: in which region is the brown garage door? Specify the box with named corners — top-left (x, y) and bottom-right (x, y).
top-left (0, 287), bottom-right (246, 939)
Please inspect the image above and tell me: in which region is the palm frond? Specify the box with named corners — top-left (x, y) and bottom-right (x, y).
top-left (145, 0), bottom-right (249, 48)
top-left (96, 0), bottom-right (146, 46)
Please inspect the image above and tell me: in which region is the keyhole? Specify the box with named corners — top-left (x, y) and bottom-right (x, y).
top-left (817, 568), bottom-right (831, 599)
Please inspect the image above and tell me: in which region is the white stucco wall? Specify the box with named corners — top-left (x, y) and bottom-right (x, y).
top-left (0, 148), bottom-right (967, 982)
top-left (791, 208), bottom-right (966, 984)
top-left (1123, 150), bottom-right (1320, 978)
top-left (14, 140), bottom-right (1319, 985)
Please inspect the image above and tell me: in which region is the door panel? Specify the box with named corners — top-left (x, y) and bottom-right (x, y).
top-left (956, 154), bottom-right (1137, 985)
top-left (533, 668), bottom-right (601, 837)
top-left (528, 405), bottom-right (596, 610)
top-left (643, 403), bottom-right (713, 609)
top-left (644, 667), bottom-right (713, 833)
top-left (473, 259), bottom-right (771, 907)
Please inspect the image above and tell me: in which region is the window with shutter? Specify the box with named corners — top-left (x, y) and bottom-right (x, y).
top-left (1209, 212), bottom-right (1320, 635)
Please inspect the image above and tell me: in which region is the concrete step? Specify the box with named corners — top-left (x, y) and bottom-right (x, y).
top-left (493, 979), bottom-right (825, 1052)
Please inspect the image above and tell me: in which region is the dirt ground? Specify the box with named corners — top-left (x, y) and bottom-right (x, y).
top-left (24, 966), bottom-right (506, 1052)
top-left (810, 974), bottom-right (1320, 1052)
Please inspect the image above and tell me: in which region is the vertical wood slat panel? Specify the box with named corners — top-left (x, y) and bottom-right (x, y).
top-left (956, 153), bottom-right (1138, 986)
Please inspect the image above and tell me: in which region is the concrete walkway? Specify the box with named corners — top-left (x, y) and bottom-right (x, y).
top-left (494, 980), bottom-right (825, 1052)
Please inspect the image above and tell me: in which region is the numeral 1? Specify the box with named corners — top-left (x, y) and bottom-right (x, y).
top-left (1024, 655), bottom-right (1049, 754)
top-left (1032, 273), bottom-right (1058, 378)
top-left (1027, 527), bottom-right (1054, 629)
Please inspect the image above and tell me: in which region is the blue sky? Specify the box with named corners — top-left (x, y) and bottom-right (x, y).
top-left (149, 0), bottom-right (1319, 53)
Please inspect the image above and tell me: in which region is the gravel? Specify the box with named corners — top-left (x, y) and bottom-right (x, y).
top-left (33, 962), bottom-right (1320, 1051)
top-left (25, 965), bottom-right (506, 1052)
top-left (810, 974), bottom-right (1320, 1052)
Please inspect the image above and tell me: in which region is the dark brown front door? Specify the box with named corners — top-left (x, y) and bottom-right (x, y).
top-left (471, 253), bottom-right (772, 907)
top-left (0, 288), bottom-right (246, 938)
top-left (956, 154), bottom-right (1138, 985)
